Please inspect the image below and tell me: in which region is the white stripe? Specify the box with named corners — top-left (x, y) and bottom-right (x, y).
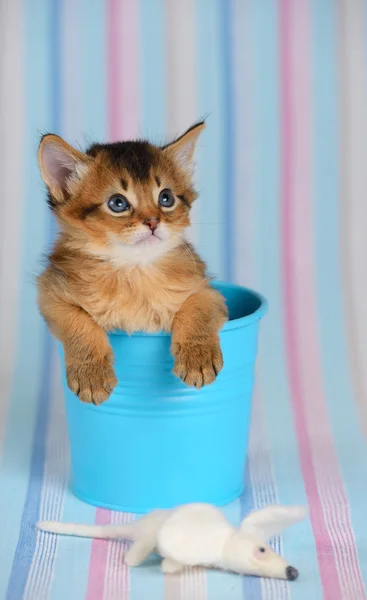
top-left (164, 0), bottom-right (197, 140)
top-left (23, 0), bottom-right (83, 588)
top-left (23, 351), bottom-right (69, 600)
top-left (299, 376), bottom-right (365, 597)
top-left (181, 566), bottom-right (206, 600)
top-left (340, 1), bottom-right (367, 428)
top-left (0, 0), bottom-right (24, 455)
top-left (233, 0), bottom-right (256, 287)
top-left (313, 457), bottom-right (364, 597)
top-left (324, 486), bottom-right (360, 596)
top-left (248, 391), bottom-right (290, 600)
top-left (164, 0), bottom-right (200, 248)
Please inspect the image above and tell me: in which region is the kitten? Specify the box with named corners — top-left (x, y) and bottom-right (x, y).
top-left (37, 122), bottom-right (228, 404)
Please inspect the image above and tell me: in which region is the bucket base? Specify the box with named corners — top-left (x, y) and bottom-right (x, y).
top-left (71, 484), bottom-right (245, 514)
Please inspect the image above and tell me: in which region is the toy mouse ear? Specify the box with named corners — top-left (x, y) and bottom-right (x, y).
top-left (240, 505), bottom-right (308, 541)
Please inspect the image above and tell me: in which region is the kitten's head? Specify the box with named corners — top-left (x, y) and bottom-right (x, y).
top-left (38, 122), bottom-right (204, 266)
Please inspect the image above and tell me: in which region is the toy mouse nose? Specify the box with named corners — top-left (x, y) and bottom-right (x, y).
top-left (286, 566), bottom-right (299, 581)
top-left (143, 217), bottom-right (160, 232)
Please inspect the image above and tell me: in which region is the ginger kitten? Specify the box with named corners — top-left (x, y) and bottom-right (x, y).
top-left (37, 122), bottom-right (227, 404)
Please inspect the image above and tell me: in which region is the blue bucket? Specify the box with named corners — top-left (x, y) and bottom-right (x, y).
top-left (61, 282), bottom-right (267, 513)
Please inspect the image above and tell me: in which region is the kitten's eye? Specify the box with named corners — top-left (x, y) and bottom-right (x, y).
top-left (107, 194), bottom-right (130, 213)
top-left (259, 547), bottom-right (266, 553)
top-left (158, 189), bottom-right (175, 209)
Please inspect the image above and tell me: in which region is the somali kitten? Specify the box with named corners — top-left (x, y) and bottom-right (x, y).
top-left (37, 122), bottom-right (227, 405)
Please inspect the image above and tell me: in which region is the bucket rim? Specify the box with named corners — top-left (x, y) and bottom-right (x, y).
top-left (110, 281), bottom-right (268, 338)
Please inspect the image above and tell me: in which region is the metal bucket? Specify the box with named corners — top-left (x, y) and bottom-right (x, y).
top-left (61, 282), bottom-right (267, 513)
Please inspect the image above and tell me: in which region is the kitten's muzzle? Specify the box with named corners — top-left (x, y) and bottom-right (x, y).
top-left (143, 217), bottom-right (160, 232)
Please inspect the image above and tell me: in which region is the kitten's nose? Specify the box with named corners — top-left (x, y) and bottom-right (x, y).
top-left (143, 217), bottom-right (160, 232)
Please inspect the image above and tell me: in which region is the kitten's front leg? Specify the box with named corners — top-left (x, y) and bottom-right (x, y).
top-left (39, 289), bottom-right (117, 404)
top-left (171, 287), bottom-right (228, 388)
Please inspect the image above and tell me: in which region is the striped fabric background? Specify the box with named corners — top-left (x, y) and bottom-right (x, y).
top-left (0, 0), bottom-right (367, 598)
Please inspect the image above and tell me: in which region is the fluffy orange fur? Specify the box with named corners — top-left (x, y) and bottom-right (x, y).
top-left (37, 123), bottom-right (227, 404)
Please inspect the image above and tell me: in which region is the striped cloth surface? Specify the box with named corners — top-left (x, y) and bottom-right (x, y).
top-left (1, 0), bottom-right (367, 598)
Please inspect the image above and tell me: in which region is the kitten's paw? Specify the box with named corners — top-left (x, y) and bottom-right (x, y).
top-left (172, 337), bottom-right (223, 389)
top-left (66, 359), bottom-right (117, 405)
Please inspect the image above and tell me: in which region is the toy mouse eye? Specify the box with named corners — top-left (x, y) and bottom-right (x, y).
top-left (107, 194), bottom-right (130, 214)
top-left (158, 189), bottom-right (175, 209)
top-left (255, 546), bottom-right (268, 560)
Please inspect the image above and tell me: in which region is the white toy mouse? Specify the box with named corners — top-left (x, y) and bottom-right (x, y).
top-left (37, 503), bottom-right (307, 580)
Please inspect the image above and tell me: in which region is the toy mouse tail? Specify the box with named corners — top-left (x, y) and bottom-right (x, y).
top-left (36, 520), bottom-right (135, 540)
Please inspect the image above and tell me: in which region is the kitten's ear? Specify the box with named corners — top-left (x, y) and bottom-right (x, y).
top-left (38, 134), bottom-right (91, 205)
top-left (162, 121), bottom-right (205, 172)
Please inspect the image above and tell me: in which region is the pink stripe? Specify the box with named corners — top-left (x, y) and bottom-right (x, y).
top-left (280, 1), bottom-right (364, 598)
top-left (86, 3), bottom-right (141, 598)
top-left (103, 511), bottom-right (132, 600)
top-left (165, 573), bottom-right (182, 600)
top-left (108, 0), bottom-right (140, 141)
top-left (85, 509), bottom-right (112, 600)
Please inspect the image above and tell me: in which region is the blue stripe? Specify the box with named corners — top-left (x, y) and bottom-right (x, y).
top-left (220, 0), bottom-right (235, 282)
top-left (312, 0), bottom-right (367, 587)
top-left (140, 0), bottom-right (165, 141)
top-left (0, 0), bottom-right (54, 596)
top-left (137, 8), bottom-right (172, 598)
top-left (80, 0), bottom-right (106, 142)
top-left (241, 464), bottom-right (262, 598)
top-left (206, 499), bottom-right (243, 599)
top-left (196, 0), bottom-right (225, 278)
top-left (49, 497), bottom-right (96, 600)
top-left (5, 337), bottom-right (53, 599)
top-left (60, 0), bottom-right (81, 142)
top-left (124, 6), bottom-right (167, 598)
top-left (50, 3), bottom-right (107, 597)
top-left (50, 0), bottom-right (61, 137)
top-left (5, 0), bottom-right (61, 596)
top-left (49, 0), bottom-right (61, 241)
top-left (250, 0), bottom-right (322, 596)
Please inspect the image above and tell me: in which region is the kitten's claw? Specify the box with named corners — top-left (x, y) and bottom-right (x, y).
top-left (172, 337), bottom-right (223, 389)
top-left (66, 359), bottom-right (117, 404)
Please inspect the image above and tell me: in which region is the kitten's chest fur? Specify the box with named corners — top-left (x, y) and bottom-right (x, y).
top-left (78, 260), bottom-right (204, 333)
